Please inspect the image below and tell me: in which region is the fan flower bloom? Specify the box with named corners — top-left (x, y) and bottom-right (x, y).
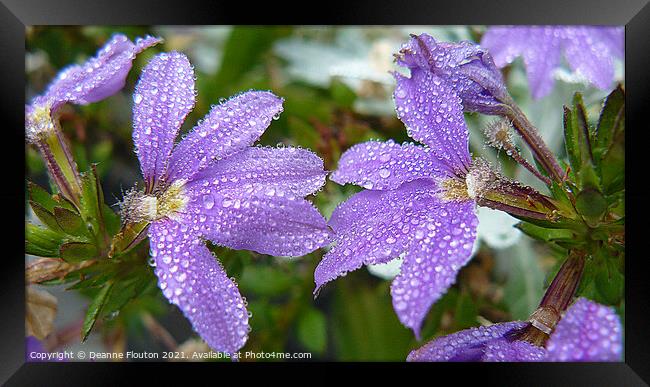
top-left (25, 34), bottom-right (161, 142)
top-left (125, 51), bottom-right (331, 355)
top-left (314, 35), bottom-right (504, 338)
top-left (394, 33), bottom-right (509, 117)
top-left (408, 298), bottom-right (622, 362)
top-left (481, 26), bottom-right (624, 99)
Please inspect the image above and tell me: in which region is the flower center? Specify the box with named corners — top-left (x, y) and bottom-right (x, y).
top-left (120, 179), bottom-right (188, 223)
top-left (26, 103), bottom-right (56, 143)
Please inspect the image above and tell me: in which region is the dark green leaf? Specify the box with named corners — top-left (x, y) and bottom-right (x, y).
top-left (296, 307), bottom-right (327, 354)
top-left (81, 281), bottom-right (114, 342)
top-left (29, 201), bottom-right (63, 233)
top-left (239, 265), bottom-right (295, 296)
top-left (575, 188), bottom-right (608, 225)
top-left (53, 206), bottom-right (85, 235)
top-left (59, 242), bottom-right (98, 262)
top-left (28, 181), bottom-right (59, 212)
top-left (454, 291), bottom-right (478, 329)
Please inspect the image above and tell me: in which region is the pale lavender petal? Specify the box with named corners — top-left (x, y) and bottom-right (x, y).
top-left (391, 198), bottom-right (477, 337)
top-left (483, 337), bottom-right (547, 362)
top-left (330, 140), bottom-right (450, 190)
top-left (149, 219), bottom-right (249, 355)
top-left (393, 69), bottom-right (471, 175)
top-left (132, 51), bottom-right (196, 189)
top-left (480, 27), bottom-right (528, 67)
top-left (185, 146), bottom-right (327, 197)
top-left (407, 321), bottom-right (527, 361)
top-left (314, 180), bottom-right (442, 291)
top-left (41, 34), bottom-right (161, 112)
top-left (167, 91), bottom-right (284, 182)
top-left (592, 27), bottom-right (624, 59)
top-left (562, 28), bottom-right (616, 90)
top-left (522, 28), bottom-right (563, 99)
top-left (182, 188), bottom-right (330, 257)
top-left (545, 298), bottom-right (623, 362)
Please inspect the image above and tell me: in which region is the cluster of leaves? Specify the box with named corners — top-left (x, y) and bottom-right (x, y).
top-left (516, 86), bottom-right (625, 308)
top-left (26, 166), bottom-right (161, 342)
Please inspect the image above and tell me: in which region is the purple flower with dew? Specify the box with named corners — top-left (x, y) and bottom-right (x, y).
top-left (125, 51), bottom-right (331, 355)
top-left (25, 34), bottom-right (161, 142)
top-left (394, 33), bottom-right (508, 118)
top-left (314, 35), bottom-right (500, 338)
top-left (481, 26), bottom-right (624, 99)
top-left (408, 298), bottom-right (622, 362)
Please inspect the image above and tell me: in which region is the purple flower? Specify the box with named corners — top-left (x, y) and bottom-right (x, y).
top-left (408, 298), bottom-right (623, 362)
top-left (481, 26), bottom-right (624, 99)
top-left (394, 33), bottom-right (508, 117)
top-left (26, 34), bottom-right (161, 142)
top-left (315, 36), bottom-right (490, 337)
top-left (126, 51), bottom-right (331, 355)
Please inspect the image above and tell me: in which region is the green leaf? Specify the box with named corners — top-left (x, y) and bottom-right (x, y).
top-left (296, 307), bottom-right (327, 354)
top-left (109, 221), bottom-right (149, 257)
top-left (329, 79), bottom-right (357, 108)
top-left (575, 187), bottom-right (607, 225)
top-left (81, 281), bottom-right (114, 342)
top-left (28, 181), bottom-right (59, 212)
top-left (454, 291), bottom-right (478, 329)
top-left (594, 85), bottom-right (625, 161)
top-left (563, 93), bottom-right (599, 190)
top-left (515, 222), bottom-right (576, 243)
top-left (59, 242), bottom-right (98, 262)
top-left (331, 280), bottom-right (412, 360)
top-left (29, 201), bottom-right (63, 233)
top-left (239, 265), bottom-right (295, 297)
top-left (26, 223), bottom-right (64, 257)
top-left (53, 206), bottom-right (85, 235)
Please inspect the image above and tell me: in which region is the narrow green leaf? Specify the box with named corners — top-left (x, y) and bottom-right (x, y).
top-left (26, 223), bottom-right (63, 257)
top-left (515, 222), bottom-right (575, 243)
top-left (81, 281), bottom-right (114, 342)
top-left (296, 307), bottom-right (327, 354)
top-left (595, 85), bottom-right (625, 161)
top-left (59, 242), bottom-right (98, 263)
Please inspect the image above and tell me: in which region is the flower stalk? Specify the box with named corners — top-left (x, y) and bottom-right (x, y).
top-left (517, 250), bottom-right (587, 346)
top-left (33, 128), bottom-right (82, 207)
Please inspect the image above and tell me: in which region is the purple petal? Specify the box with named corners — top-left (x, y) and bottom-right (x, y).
top-left (545, 298), bottom-right (623, 362)
top-left (393, 69), bottom-right (471, 175)
top-left (185, 146), bottom-right (327, 197)
top-left (132, 52), bottom-right (196, 189)
top-left (330, 140), bottom-right (450, 190)
top-left (562, 28), bottom-right (616, 90)
top-left (592, 27), bottom-right (624, 59)
top-left (522, 28), bottom-right (563, 99)
top-left (149, 219), bottom-right (249, 355)
top-left (167, 91), bottom-right (284, 182)
top-left (482, 337), bottom-right (547, 362)
top-left (40, 34), bottom-right (161, 113)
top-left (480, 27), bottom-right (528, 68)
top-left (390, 198), bottom-right (477, 337)
top-left (314, 179), bottom-right (442, 291)
top-left (407, 321), bottom-right (527, 361)
top-left (182, 188), bottom-right (330, 257)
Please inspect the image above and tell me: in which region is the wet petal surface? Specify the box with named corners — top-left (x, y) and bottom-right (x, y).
top-left (390, 198), bottom-right (477, 337)
top-left (546, 298), bottom-right (623, 361)
top-left (331, 140), bottom-right (450, 190)
top-left (132, 52), bottom-right (196, 189)
top-left (149, 219), bottom-right (249, 355)
top-left (185, 146), bottom-right (327, 197)
top-left (167, 91), bottom-right (284, 182)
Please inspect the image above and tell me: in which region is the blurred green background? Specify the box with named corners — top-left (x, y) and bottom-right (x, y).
top-left (25, 26), bottom-right (623, 361)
